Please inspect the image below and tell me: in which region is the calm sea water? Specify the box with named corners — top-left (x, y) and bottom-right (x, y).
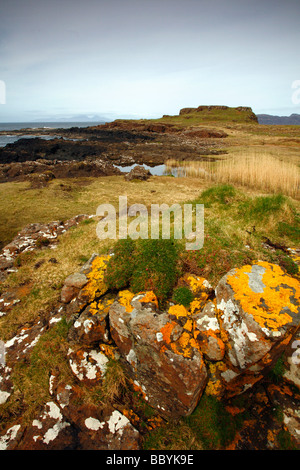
top-left (0, 121), bottom-right (103, 147)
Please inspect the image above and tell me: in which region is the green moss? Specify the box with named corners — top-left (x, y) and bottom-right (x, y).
top-left (184, 394), bottom-right (238, 449)
top-left (268, 355), bottom-right (286, 384)
top-left (105, 238), bottom-right (180, 306)
top-left (172, 286), bottom-right (194, 307)
top-left (277, 429), bottom-right (298, 450)
top-left (104, 238), bottom-right (135, 291)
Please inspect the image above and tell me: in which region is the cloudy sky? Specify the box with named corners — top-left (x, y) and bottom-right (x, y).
top-left (0, 0), bottom-right (299, 121)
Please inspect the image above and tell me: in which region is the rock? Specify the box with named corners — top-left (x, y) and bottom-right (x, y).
top-left (51, 379), bottom-right (140, 450)
top-left (60, 285), bottom-right (79, 304)
top-left (20, 401), bottom-right (75, 450)
top-left (267, 383), bottom-right (300, 447)
top-left (4, 319), bottom-right (47, 363)
top-left (215, 261), bottom-right (300, 396)
top-left (109, 290), bottom-right (207, 418)
top-left (75, 254), bottom-right (110, 306)
top-left (78, 409), bottom-right (140, 450)
top-left (67, 347), bottom-right (109, 385)
top-left (193, 301), bottom-right (225, 361)
top-left (0, 365), bottom-right (14, 405)
top-left (61, 254), bottom-right (111, 321)
top-left (283, 329), bottom-right (300, 390)
top-left (0, 424), bottom-right (23, 450)
top-left (64, 272), bottom-right (88, 289)
top-left (67, 293), bottom-right (114, 345)
top-left (0, 215), bottom-right (91, 282)
top-left (124, 165), bottom-right (151, 181)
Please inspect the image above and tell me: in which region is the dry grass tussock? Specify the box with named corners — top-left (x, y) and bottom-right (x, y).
top-left (166, 152), bottom-right (300, 199)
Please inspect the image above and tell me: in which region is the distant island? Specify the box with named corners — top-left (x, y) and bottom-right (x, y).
top-left (257, 113), bottom-right (300, 125)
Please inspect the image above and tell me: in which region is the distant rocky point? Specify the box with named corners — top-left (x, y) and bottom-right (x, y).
top-left (257, 113), bottom-right (300, 125)
top-left (178, 105), bottom-right (258, 123)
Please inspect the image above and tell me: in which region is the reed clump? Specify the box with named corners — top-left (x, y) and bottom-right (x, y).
top-left (166, 152), bottom-right (300, 198)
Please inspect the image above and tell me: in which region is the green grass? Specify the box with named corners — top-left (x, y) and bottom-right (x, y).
top-left (143, 393), bottom-right (248, 450)
top-left (105, 238), bottom-right (180, 306)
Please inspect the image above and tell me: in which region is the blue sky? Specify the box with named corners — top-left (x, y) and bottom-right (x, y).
top-left (0, 0), bottom-right (300, 121)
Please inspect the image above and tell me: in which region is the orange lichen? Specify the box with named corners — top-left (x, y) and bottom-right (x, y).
top-left (99, 343), bottom-right (117, 359)
top-left (205, 362), bottom-right (226, 396)
top-left (118, 290), bottom-right (135, 313)
top-left (227, 261), bottom-right (299, 331)
top-left (160, 321), bottom-right (178, 344)
top-left (139, 291), bottom-right (159, 309)
top-left (225, 405), bottom-right (245, 416)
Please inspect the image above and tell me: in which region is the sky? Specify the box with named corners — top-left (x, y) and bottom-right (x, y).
top-left (0, 0), bottom-right (300, 121)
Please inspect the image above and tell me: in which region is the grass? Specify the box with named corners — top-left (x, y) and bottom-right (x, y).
top-left (143, 393), bottom-right (247, 450)
top-left (0, 163), bottom-right (299, 448)
top-left (0, 176), bottom-right (206, 249)
top-left (105, 238), bottom-right (180, 307)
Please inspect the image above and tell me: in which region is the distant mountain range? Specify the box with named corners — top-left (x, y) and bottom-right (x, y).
top-left (34, 114), bottom-right (111, 123)
top-left (33, 112), bottom-right (147, 123)
top-left (257, 113), bottom-right (300, 125)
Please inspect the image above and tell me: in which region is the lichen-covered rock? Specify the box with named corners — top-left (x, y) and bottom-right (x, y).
top-left (62, 254), bottom-right (111, 320)
top-left (49, 378), bottom-right (140, 450)
top-left (67, 293), bottom-right (115, 345)
top-left (67, 347), bottom-right (109, 385)
top-left (283, 329), bottom-right (300, 390)
top-left (20, 401), bottom-right (76, 450)
top-left (0, 424), bottom-right (23, 450)
top-left (109, 291), bottom-right (207, 418)
top-left (78, 409), bottom-right (140, 450)
top-left (193, 301), bottom-right (225, 361)
top-left (215, 261), bottom-right (300, 396)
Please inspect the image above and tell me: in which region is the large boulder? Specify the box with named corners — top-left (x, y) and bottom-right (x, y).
top-left (109, 290), bottom-right (207, 418)
top-left (124, 165), bottom-right (151, 181)
top-left (215, 261), bottom-right (300, 396)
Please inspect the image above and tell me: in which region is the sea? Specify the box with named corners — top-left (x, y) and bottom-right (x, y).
top-left (0, 121), bottom-right (103, 147)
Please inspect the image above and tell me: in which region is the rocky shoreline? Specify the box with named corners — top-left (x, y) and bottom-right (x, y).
top-left (0, 121), bottom-right (227, 183)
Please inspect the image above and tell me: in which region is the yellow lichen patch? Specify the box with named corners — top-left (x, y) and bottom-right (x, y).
top-left (183, 319), bottom-right (193, 332)
top-left (168, 304), bottom-right (189, 319)
top-left (227, 261), bottom-right (300, 332)
top-left (89, 297), bottom-right (114, 316)
top-left (81, 255), bottom-right (110, 302)
top-left (118, 290), bottom-right (135, 313)
top-left (170, 331), bottom-right (201, 358)
top-left (138, 291), bottom-right (159, 309)
top-left (189, 294), bottom-right (209, 315)
top-left (185, 274), bottom-right (210, 294)
top-left (205, 362), bottom-right (226, 397)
